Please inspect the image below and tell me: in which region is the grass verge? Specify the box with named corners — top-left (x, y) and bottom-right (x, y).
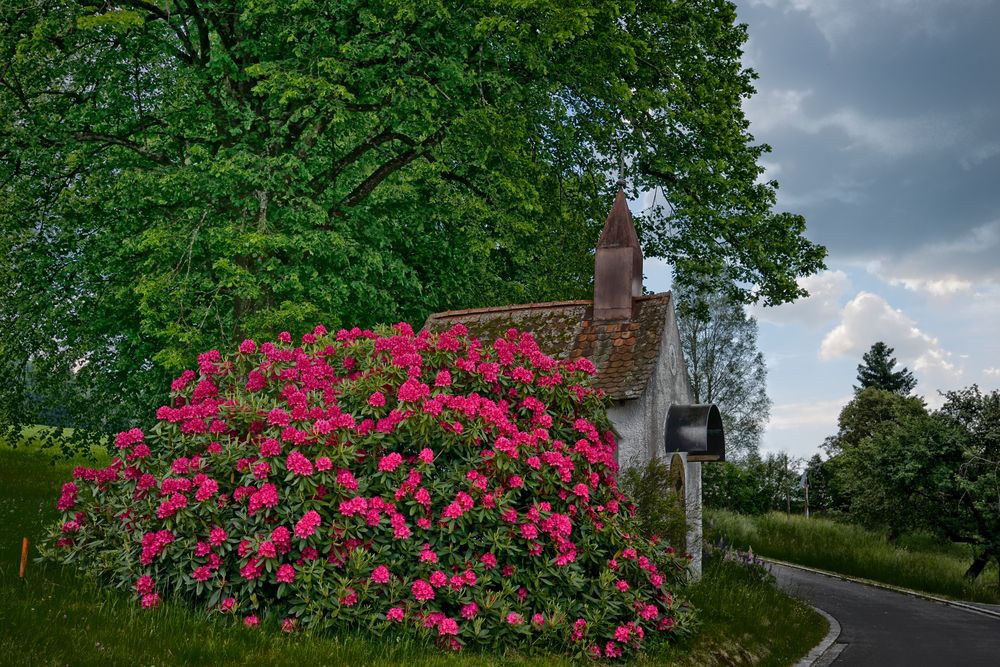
top-left (708, 510), bottom-right (1000, 605)
top-left (0, 444), bottom-right (826, 665)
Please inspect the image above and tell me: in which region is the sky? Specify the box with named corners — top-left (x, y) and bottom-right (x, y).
top-left (648, 0), bottom-right (1000, 461)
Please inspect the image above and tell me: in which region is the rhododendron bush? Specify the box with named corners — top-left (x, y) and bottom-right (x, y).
top-left (42, 323), bottom-right (692, 658)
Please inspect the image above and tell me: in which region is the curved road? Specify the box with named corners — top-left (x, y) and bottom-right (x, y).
top-left (769, 562), bottom-right (1000, 666)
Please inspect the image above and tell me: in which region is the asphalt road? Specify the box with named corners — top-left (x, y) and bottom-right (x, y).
top-left (769, 562), bottom-right (1000, 666)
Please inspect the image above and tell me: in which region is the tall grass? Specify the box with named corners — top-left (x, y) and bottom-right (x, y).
top-left (708, 510), bottom-right (1000, 605)
top-left (0, 441), bottom-right (826, 665)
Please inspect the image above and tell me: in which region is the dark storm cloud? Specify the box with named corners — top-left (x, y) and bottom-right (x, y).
top-left (736, 0), bottom-right (1000, 282)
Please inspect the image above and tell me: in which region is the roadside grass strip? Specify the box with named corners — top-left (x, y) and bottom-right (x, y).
top-left (708, 510), bottom-right (1000, 605)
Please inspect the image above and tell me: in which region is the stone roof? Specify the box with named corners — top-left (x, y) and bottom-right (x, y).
top-left (423, 293), bottom-right (673, 401)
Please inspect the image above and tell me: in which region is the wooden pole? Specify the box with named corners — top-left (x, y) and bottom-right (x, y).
top-left (19, 537), bottom-right (29, 579)
top-left (804, 483), bottom-right (810, 519)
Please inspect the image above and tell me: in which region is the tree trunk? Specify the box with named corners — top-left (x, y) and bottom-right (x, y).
top-left (964, 553), bottom-right (989, 581)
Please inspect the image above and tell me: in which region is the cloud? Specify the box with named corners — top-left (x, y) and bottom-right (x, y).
top-left (745, 88), bottom-right (967, 158)
top-left (748, 0), bottom-right (987, 49)
top-left (985, 367), bottom-right (1000, 377)
top-left (820, 292), bottom-right (961, 393)
top-left (753, 270), bottom-right (850, 327)
top-left (767, 395), bottom-right (851, 432)
top-left (867, 220), bottom-right (1000, 293)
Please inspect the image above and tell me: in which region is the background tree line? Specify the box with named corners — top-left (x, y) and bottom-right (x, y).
top-left (696, 337), bottom-right (1000, 585)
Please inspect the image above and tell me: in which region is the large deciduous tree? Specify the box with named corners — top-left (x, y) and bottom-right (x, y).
top-left (0, 0), bottom-right (825, 451)
top-left (675, 287), bottom-right (771, 462)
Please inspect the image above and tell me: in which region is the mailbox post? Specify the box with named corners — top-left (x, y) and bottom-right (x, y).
top-left (664, 404), bottom-right (726, 578)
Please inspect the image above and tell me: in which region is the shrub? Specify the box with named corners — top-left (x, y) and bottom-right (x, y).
top-left (41, 323), bottom-right (691, 658)
top-left (620, 457), bottom-right (687, 552)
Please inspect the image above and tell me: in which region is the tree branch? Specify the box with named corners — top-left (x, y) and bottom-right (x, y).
top-left (338, 129), bottom-right (444, 209)
top-left (73, 132), bottom-right (173, 165)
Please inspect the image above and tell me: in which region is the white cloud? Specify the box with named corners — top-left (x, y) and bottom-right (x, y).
top-left (819, 292), bottom-right (961, 391)
top-left (753, 270), bottom-right (850, 327)
top-left (867, 220), bottom-right (1000, 293)
top-left (985, 367), bottom-right (1000, 378)
top-left (767, 395), bottom-right (851, 432)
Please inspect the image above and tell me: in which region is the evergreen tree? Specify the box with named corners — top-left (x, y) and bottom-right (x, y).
top-left (855, 341), bottom-right (917, 395)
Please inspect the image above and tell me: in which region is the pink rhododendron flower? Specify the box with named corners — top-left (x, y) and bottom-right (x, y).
top-left (276, 564), bottom-right (296, 583)
top-left (286, 450), bottom-right (314, 476)
top-left (295, 510), bottom-right (322, 538)
top-left (135, 575), bottom-right (155, 595)
top-left (244, 614), bottom-right (259, 628)
top-left (141, 593), bottom-right (160, 609)
top-left (411, 579), bottom-right (435, 601)
top-left (368, 392), bottom-right (386, 407)
top-left (209, 527), bottom-right (227, 546)
top-left (387, 607), bottom-right (405, 622)
top-left (418, 448), bottom-right (435, 464)
top-left (460, 602), bottom-right (479, 619)
top-left (335, 468), bottom-right (358, 490)
top-left (378, 452), bottom-right (403, 472)
top-left (439, 617), bottom-right (459, 636)
top-left (506, 612), bottom-right (523, 626)
top-left (220, 597), bottom-right (236, 613)
top-left (370, 565), bottom-right (391, 584)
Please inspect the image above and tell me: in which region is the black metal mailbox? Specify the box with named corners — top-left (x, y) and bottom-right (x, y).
top-left (664, 404), bottom-right (725, 462)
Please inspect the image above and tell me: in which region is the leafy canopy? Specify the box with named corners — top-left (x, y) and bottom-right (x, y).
top-left (0, 0), bottom-right (825, 450)
top-left (835, 386), bottom-right (1000, 580)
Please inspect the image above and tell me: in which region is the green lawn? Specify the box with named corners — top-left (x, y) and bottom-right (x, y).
top-left (708, 510), bottom-right (1000, 605)
top-left (0, 436), bottom-right (825, 666)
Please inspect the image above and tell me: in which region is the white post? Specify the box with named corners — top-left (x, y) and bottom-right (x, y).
top-left (682, 453), bottom-right (703, 579)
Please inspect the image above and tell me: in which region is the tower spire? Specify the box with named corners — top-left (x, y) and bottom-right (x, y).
top-left (594, 185), bottom-right (643, 320)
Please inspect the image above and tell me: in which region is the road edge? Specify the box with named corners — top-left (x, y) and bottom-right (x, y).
top-left (762, 557), bottom-right (1000, 621)
top-left (793, 603), bottom-right (841, 667)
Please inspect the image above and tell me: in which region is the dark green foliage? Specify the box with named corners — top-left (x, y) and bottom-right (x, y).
top-left (824, 385), bottom-right (1000, 583)
top-left (824, 387), bottom-right (927, 456)
top-left (855, 342), bottom-right (917, 396)
top-left (702, 453), bottom-right (802, 516)
top-left (0, 0), bottom-right (825, 455)
top-left (675, 287), bottom-right (771, 462)
top-left (620, 457), bottom-right (688, 552)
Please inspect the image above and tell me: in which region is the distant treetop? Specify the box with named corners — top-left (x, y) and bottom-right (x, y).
top-left (855, 342), bottom-right (917, 396)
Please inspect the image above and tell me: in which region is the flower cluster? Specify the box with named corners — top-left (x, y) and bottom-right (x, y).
top-left (43, 323), bottom-right (691, 659)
